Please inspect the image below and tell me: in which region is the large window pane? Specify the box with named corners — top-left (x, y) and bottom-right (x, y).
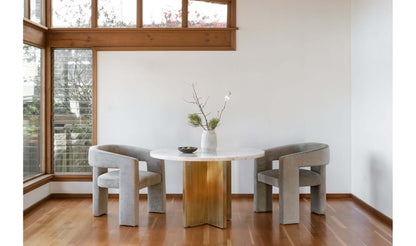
top-left (53, 49), bottom-right (93, 173)
top-left (143, 0), bottom-right (182, 28)
top-left (188, 0), bottom-right (227, 28)
top-left (98, 0), bottom-right (136, 27)
top-left (30, 0), bottom-right (43, 24)
top-left (53, 0), bottom-right (91, 28)
top-left (23, 44), bottom-right (43, 180)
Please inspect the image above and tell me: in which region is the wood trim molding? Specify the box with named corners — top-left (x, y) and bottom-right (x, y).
top-left (23, 19), bottom-right (48, 48)
top-left (24, 173), bottom-right (45, 183)
top-left (23, 174), bottom-right (54, 194)
top-left (47, 28), bottom-right (237, 50)
top-left (24, 195), bottom-right (52, 215)
top-left (52, 175), bottom-right (93, 182)
top-left (351, 194), bottom-right (392, 228)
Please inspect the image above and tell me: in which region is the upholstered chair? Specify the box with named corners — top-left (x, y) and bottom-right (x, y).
top-left (254, 143), bottom-right (329, 224)
top-left (88, 145), bottom-right (166, 226)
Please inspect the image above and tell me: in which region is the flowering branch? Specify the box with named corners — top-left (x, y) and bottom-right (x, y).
top-left (186, 83), bottom-right (231, 131)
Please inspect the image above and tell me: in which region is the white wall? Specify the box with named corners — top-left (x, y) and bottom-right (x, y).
top-left (351, 0), bottom-right (392, 217)
top-left (23, 183), bottom-right (50, 210)
top-left (97, 0), bottom-right (351, 194)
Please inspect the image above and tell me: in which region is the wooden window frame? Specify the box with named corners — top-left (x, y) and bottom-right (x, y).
top-left (25, 0), bottom-right (30, 19)
top-left (23, 0), bottom-right (237, 185)
top-left (23, 36), bottom-right (47, 183)
top-left (45, 0), bottom-right (237, 50)
top-left (26, 0), bottom-right (46, 25)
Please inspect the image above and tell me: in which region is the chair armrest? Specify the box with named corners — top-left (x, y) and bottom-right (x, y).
top-left (89, 147), bottom-right (138, 169)
top-left (106, 145), bottom-right (165, 175)
top-left (255, 144), bottom-right (301, 173)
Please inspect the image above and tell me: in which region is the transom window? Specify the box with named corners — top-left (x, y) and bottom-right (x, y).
top-left (51, 0), bottom-right (232, 28)
top-left (98, 0), bottom-right (137, 27)
top-left (143, 0), bottom-right (182, 28)
top-left (53, 0), bottom-right (92, 28)
top-left (188, 0), bottom-right (227, 28)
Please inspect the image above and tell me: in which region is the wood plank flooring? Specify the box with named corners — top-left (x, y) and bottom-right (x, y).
top-left (24, 197), bottom-right (392, 246)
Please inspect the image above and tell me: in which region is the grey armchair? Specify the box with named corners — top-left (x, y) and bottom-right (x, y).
top-left (254, 143), bottom-right (329, 224)
top-left (88, 145), bottom-right (166, 226)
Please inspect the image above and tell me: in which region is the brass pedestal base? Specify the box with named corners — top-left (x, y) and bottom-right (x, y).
top-left (183, 161), bottom-right (231, 229)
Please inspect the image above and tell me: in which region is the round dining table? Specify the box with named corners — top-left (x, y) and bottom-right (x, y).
top-left (150, 148), bottom-right (265, 229)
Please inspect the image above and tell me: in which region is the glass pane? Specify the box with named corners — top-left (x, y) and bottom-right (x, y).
top-left (98, 0), bottom-right (136, 27)
top-left (188, 0), bottom-right (227, 28)
top-left (30, 0), bottom-right (43, 24)
top-left (143, 0), bottom-right (182, 28)
top-left (23, 44), bottom-right (43, 180)
top-left (53, 49), bottom-right (93, 173)
top-left (53, 0), bottom-right (91, 28)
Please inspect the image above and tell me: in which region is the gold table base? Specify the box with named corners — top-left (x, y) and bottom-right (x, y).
top-left (183, 161), bottom-right (231, 229)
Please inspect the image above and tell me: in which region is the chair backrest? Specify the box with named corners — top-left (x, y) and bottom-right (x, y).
top-left (278, 143), bottom-right (330, 167)
top-left (95, 145), bottom-right (149, 159)
top-left (88, 145), bottom-right (138, 168)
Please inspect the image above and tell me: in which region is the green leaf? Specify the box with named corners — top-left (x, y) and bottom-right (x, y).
top-left (188, 113), bottom-right (202, 127)
top-left (208, 118), bottom-right (220, 130)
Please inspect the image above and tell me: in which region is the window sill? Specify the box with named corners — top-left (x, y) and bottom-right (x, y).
top-left (23, 174), bottom-right (54, 194)
top-left (52, 175), bottom-right (92, 182)
top-left (23, 174), bottom-right (93, 194)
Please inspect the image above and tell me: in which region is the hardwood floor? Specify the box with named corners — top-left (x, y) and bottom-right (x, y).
top-left (24, 197), bottom-right (392, 246)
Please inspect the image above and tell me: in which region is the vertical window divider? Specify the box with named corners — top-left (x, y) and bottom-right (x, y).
top-left (41, 48), bottom-right (46, 174)
top-left (92, 48), bottom-right (97, 145)
top-left (137, 0), bottom-right (143, 28)
top-left (46, 0), bottom-right (51, 27)
top-left (45, 46), bottom-right (53, 174)
top-left (26, 0), bottom-right (31, 19)
top-left (227, 0), bottom-right (236, 28)
top-left (182, 0), bottom-right (188, 28)
top-left (92, 0), bottom-right (98, 28)
top-left (42, 0), bottom-right (46, 25)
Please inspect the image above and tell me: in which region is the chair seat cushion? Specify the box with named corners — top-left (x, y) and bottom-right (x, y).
top-left (97, 170), bottom-right (161, 189)
top-left (258, 169), bottom-right (321, 187)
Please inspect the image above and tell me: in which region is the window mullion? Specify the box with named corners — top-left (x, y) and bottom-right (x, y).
top-left (137, 0), bottom-right (143, 28)
top-left (92, 0), bottom-right (98, 28)
top-left (46, 0), bottom-right (51, 27)
top-left (42, 0), bottom-right (46, 25)
top-left (182, 0), bottom-right (188, 28)
top-left (45, 46), bottom-right (52, 174)
top-left (41, 48), bottom-right (46, 174)
top-left (26, 0), bottom-right (31, 19)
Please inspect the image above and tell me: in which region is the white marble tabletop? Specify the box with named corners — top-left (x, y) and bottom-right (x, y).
top-left (150, 148), bottom-right (265, 162)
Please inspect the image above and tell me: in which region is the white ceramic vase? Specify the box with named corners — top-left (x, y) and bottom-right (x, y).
top-left (201, 130), bottom-right (217, 153)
